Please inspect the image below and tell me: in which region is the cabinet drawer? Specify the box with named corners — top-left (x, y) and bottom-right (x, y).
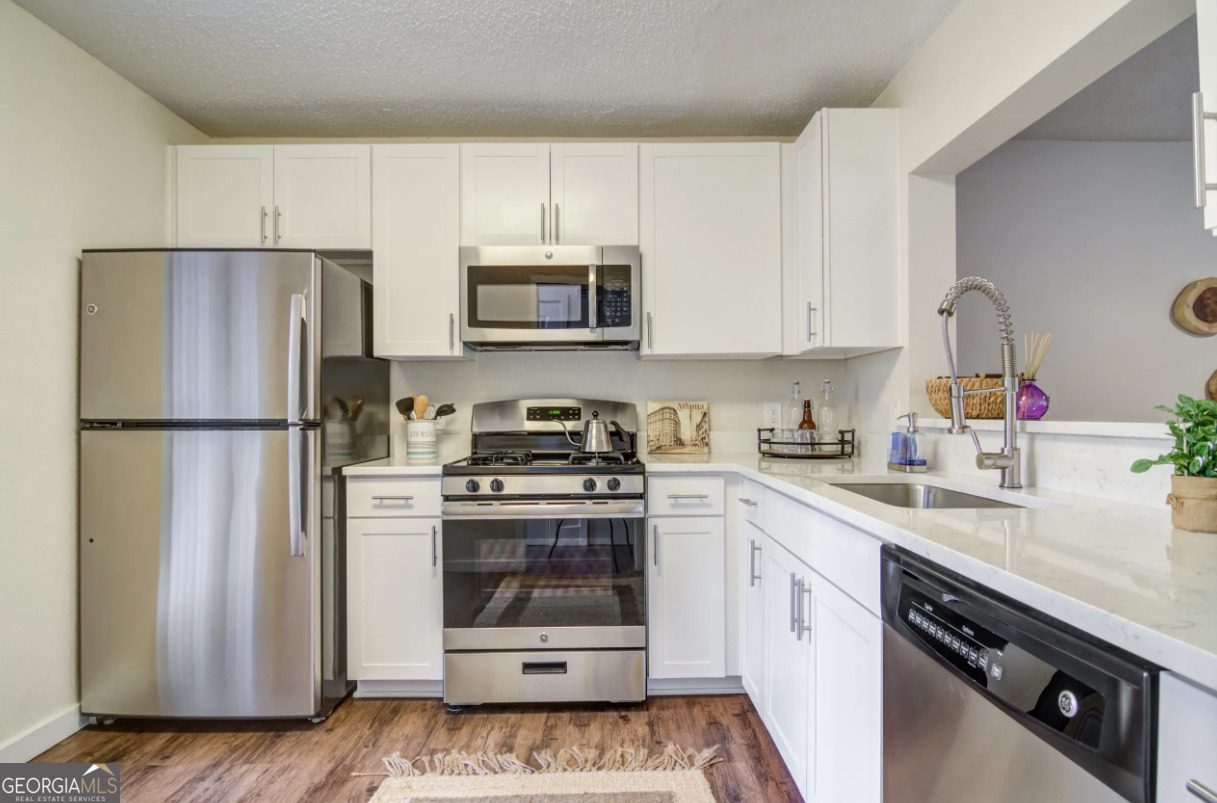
top-left (767, 490), bottom-right (881, 615)
top-left (737, 478), bottom-right (766, 531)
top-left (1158, 673), bottom-right (1217, 803)
top-left (648, 475), bottom-right (725, 516)
top-left (346, 477), bottom-right (441, 518)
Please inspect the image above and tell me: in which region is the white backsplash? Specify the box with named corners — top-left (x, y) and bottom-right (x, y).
top-left (860, 426), bottom-right (1175, 508)
top-left (388, 351), bottom-right (847, 456)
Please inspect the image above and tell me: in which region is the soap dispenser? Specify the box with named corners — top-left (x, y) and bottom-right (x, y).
top-left (888, 413), bottom-right (928, 473)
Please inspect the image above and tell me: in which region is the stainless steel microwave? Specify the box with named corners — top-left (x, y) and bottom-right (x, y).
top-left (459, 246), bottom-right (641, 350)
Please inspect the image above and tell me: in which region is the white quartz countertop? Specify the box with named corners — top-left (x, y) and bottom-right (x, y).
top-left (342, 443), bottom-right (467, 475)
top-left (648, 452), bottom-right (1217, 692)
top-left (345, 445), bottom-right (1217, 691)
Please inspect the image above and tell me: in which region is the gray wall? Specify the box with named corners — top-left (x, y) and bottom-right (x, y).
top-left (956, 139), bottom-right (1217, 422)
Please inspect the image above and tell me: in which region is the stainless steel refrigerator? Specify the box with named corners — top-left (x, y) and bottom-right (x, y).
top-left (78, 249), bottom-right (387, 720)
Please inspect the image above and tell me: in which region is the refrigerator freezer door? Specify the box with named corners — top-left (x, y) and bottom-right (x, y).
top-left (80, 250), bottom-right (317, 423)
top-left (80, 427), bottom-right (321, 718)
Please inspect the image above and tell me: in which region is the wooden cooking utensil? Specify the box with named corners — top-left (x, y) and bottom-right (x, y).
top-left (414, 395), bottom-right (429, 420)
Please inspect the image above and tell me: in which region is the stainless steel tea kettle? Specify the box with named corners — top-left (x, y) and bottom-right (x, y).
top-left (556, 410), bottom-right (623, 454)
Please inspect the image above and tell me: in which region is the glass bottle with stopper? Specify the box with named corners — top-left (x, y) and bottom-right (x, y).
top-left (798, 398), bottom-right (817, 453)
top-left (817, 380), bottom-right (838, 450)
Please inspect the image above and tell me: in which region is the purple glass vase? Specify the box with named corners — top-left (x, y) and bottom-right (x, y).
top-left (1016, 379), bottom-right (1050, 420)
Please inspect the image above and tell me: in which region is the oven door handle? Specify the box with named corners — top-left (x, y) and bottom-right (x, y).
top-left (442, 500), bottom-right (645, 519)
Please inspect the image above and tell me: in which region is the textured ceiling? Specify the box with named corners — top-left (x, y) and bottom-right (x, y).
top-left (1017, 16), bottom-right (1197, 142)
top-left (14, 0), bottom-right (961, 138)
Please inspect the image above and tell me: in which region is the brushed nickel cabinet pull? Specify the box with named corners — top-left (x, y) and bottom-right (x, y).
top-left (261, 205), bottom-right (268, 244)
top-left (449, 313), bottom-right (455, 350)
top-left (371, 495), bottom-right (414, 502)
top-left (789, 573), bottom-right (798, 633)
top-left (274, 205), bottom-right (282, 245)
top-left (1193, 93), bottom-right (1217, 209)
top-left (540, 203), bottom-right (547, 243)
top-left (749, 540), bottom-right (762, 587)
top-left (1188, 780), bottom-right (1217, 803)
top-left (431, 524), bottom-right (438, 567)
top-left (652, 524), bottom-right (659, 567)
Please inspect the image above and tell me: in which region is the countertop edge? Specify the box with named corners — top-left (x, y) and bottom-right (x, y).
top-left (646, 457), bottom-right (1217, 694)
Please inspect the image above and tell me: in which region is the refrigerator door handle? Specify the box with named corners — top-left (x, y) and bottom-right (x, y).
top-left (288, 428), bottom-right (311, 558)
top-left (287, 293), bottom-right (306, 423)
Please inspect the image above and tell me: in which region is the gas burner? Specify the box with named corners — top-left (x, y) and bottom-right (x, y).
top-left (568, 451), bottom-right (625, 466)
top-left (466, 450), bottom-right (534, 467)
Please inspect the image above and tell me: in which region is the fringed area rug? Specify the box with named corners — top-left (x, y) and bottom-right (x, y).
top-left (362, 744), bottom-right (721, 803)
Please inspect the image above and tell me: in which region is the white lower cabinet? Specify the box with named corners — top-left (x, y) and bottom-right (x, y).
top-left (761, 536), bottom-right (813, 791)
top-left (741, 519), bottom-right (766, 705)
top-left (647, 515), bottom-right (726, 679)
top-left (756, 498), bottom-right (883, 803)
top-left (346, 516), bottom-right (443, 681)
top-left (1157, 672), bottom-right (1217, 802)
top-left (806, 569), bottom-right (882, 803)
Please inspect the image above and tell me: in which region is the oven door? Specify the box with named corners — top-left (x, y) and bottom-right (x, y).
top-left (442, 499), bottom-right (646, 651)
top-left (459, 246), bottom-right (640, 346)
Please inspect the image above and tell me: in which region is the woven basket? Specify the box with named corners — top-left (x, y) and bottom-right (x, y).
top-left (926, 374), bottom-right (1007, 419)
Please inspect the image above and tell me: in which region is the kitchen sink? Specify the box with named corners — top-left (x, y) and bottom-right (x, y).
top-left (830, 482), bottom-right (1021, 510)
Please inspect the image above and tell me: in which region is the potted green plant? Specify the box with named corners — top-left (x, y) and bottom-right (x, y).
top-left (1131, 394), bottom-right (1217, 532)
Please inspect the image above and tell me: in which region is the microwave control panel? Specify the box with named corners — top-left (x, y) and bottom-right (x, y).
top-left (598, 275), bottom-right (633, 328)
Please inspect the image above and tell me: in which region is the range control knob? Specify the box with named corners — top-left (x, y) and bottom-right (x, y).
top-left (465, 479), bottom-right (480, 493)
top-left (489, 478), bottom-right (505, 493)
top-left (583, 478), bottom-right (598, 492)
top-left (607, 478), bottom-right (621, 492)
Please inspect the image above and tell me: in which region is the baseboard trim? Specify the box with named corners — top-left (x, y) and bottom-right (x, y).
top-left (354, 680), bottom-right (443, 698)
top-left (647, 676), bottom-right (745, 696)
top-left (0, 705), bottom-right (86, 763)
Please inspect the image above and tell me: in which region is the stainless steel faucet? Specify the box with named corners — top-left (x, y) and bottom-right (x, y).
top-left (938, 278), bottom-right (1021, 489)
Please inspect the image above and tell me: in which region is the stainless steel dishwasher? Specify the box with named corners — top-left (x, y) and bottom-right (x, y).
top-left (881, 546), bottom-right (1157, 803)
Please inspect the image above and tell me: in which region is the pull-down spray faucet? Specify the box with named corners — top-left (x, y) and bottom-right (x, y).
top-left (938, 277), bottom-right (1021, 489)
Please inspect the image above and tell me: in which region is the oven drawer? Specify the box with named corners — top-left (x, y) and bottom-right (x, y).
top-left (444, 650), bottom-right (646, 705)
top-left (347, 477), bottom-right (441, 518)
top-left (648, 475), bottom-right (725, 516)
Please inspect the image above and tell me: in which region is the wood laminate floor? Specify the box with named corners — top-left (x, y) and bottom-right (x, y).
top-left (34, 695), bottom-right (799, 802)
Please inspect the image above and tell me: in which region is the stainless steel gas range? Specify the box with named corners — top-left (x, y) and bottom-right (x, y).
top-left (440, 399), bottom-right (646, 706)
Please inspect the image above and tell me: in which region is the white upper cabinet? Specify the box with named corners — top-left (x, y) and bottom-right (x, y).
top-left (639, 143), bottom-right (783, 357)
top-left (549, 143), bottom-right (639, 245)
top-left (460, 143), bottom-right (639, 246)
top-left (1197, 0), bottom-right (1217, 231)
top-left (175, 144), bottom-right (370, 249)
top-left (788, 109), bottom-right (899, 357)
top-left (273, 145), bottom-right (371, 249)
top-left (460, 143), bottom-right (551, 245)
top-left (176, 146), bottom-right (274, 247)
top-left (372, 144), bottom-right (469, 359)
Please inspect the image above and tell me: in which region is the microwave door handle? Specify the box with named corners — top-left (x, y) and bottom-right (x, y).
top-left (588, 264), bottom-right (598, 333)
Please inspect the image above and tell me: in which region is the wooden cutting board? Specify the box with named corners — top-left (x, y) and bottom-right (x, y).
top-left (1173, 278), bottom-right (1217, 335)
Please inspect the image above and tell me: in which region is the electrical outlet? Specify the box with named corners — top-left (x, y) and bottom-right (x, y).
top-left (763, 403), bottom-right (783, 429)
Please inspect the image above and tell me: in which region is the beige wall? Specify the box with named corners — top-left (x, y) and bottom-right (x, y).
top-left (0, 0), bottom-right (206, 759)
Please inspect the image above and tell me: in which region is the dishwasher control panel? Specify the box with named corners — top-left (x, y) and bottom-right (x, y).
top-left (895, 572), bottom-right (1105, 751)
